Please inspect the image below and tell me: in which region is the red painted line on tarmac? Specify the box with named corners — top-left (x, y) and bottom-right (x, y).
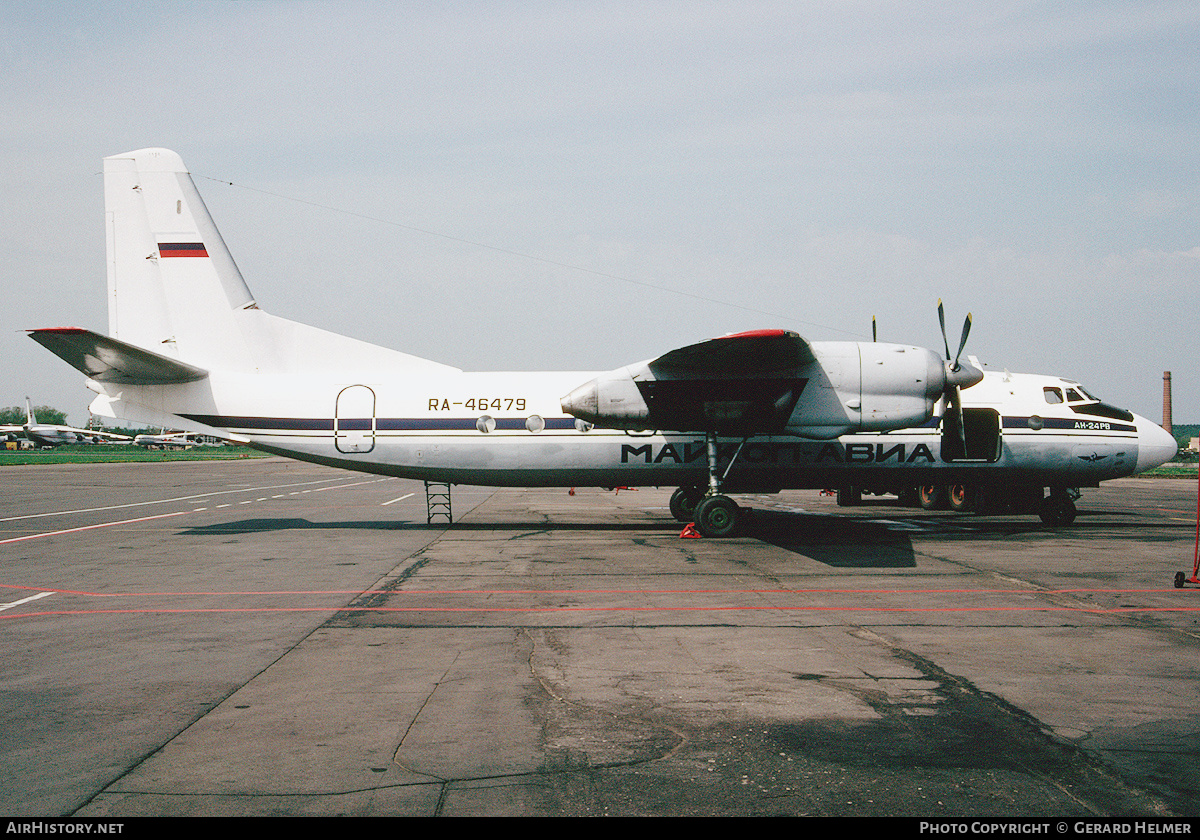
top-left (5, 604), bottom-right (1200, 621)
top-left (0, 584), bottom-right (1193, 596)
top-left (1, 584), bottom-right (1196, 600)
top-left (341, 587), bottom-right (1200, 595)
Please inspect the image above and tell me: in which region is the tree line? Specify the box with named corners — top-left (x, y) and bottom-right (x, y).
top-left (0, 404), bottom-right (68, 425)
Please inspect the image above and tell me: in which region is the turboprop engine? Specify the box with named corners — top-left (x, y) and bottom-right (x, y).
top-left (561, 330), bottom-right (983, 439)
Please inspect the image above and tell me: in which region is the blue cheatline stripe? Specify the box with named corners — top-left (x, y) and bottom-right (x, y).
top-left (178, 414), bottom-right (579, 432)
top-left (1002, 416), bottom-right (1137, 433)
top-left (182, 413), bottom-right (1141, 436)
top-left (180, 414), bottom-right (332, 430)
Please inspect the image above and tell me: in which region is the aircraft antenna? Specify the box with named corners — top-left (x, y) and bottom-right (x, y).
top-left (196, 173), bottom-right (869, 339)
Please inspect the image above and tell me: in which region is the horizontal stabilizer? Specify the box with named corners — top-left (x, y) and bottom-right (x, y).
top-left (28, 328), bottom-right (209, 384)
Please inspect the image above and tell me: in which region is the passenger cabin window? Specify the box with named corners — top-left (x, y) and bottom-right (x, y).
top-left (1043, 387), bottom-right (1063, 404)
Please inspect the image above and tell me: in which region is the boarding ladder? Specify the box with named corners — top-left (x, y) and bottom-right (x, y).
top-left (424, 481), bottom-right (452, 525)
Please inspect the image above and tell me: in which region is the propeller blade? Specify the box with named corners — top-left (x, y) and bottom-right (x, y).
top-left (937, 299), bottom-right (951, 361)
top-left (954, 313), bottom-right (972, 369)
top-left (871, 316), bottom-right (877, 343)
top-left (933, 301), bottom-right (980, 458)
top-left (953, 386), bottom-right (968, 455)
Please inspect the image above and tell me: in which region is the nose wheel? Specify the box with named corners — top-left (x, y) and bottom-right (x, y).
top-left (669, 485), bottom-right (705, 523)
top-left (694, 494), bottom-right (740, 538)
top-left (1038, 489), bottom-right (1077, 526)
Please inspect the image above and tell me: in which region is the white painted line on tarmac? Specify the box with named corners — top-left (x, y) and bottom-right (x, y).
top-left (0, 510), bottom-right (191, 546)
top-left (306, 478), bottom-right (396, 493)
top-left (382, 493), bottom-right (415, 506)
top-left (0, 591), bottom-right (54, 612)
top-left (0, 477), bottom-right (407, 548)
top-left (0, 477), bottom-right (367, 523)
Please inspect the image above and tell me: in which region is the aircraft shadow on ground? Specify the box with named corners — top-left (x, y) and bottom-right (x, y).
top-left (176, 518), bottom-right (686, 536)
top-left (745, 509), bottom-right (917, 568)
top-left (175, 508), bottom-right (1167, 568)
top-left (176, 513), bottom-right (916, 568)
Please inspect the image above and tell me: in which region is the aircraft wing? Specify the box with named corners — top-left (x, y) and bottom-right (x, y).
top-left (28, 328), bottom-right (209, 384)
top-left (0, 424), bottom-right (25, 442)
top-left (562, 330), bottom-right (815, 434)
top-left (62, 427), bottom-right (133, 442)
top-left (647, 329), bottom-right (815, 376)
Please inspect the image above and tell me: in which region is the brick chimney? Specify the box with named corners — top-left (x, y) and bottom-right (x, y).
top-left (1162, 371), bottom-right (1172, 434)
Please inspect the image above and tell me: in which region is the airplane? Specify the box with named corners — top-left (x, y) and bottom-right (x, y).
top-left (27, 148), bottom-right (1178, 536)
top-left (133, 430), bottom-right (196, 449)
top-left (0, 397), bottom-right (131, 448)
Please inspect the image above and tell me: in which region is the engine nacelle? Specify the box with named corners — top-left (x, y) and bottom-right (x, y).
top-left (561, 340), bottom-right (982, 438)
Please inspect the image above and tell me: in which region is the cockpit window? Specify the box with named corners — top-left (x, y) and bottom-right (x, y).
top-left (1043, 387), bottom-right (1063, 404)
top-left (1078, 386), bottom-right (1099, 400)
top-left (1065, 388), bottom-right (1084, 402)
top-left (1070, 402), bottom-right (1135, 422)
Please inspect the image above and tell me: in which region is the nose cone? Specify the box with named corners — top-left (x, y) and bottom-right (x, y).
top-left (560, 371), bottom-right (650, 428)
top-left (945, 359), bottom-right (985, 390)
top-left (560, 381), bottom-right (600, 423)
top-left (1134, 416), bottom-right (1178, 474)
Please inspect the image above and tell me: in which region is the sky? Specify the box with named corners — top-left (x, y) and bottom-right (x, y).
top-left (2, 1), bottom-right (1197, 425)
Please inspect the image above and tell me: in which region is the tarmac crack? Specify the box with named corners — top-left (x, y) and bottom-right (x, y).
top-left (391, 651), bottom-right (463, 785)
top-left (767, 626), bottom-right (1174, 816)
top-left (521, 627), bottom-right (689, 769)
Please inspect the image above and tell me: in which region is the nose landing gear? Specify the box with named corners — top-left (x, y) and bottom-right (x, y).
top-left (677, 431), bottom-right (749, 538)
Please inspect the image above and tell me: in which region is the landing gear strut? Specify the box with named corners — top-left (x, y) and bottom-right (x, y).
top-left (689, 432), bottom-right (747, 538)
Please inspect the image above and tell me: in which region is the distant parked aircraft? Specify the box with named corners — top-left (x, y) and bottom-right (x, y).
top-left (0, 398), bottom-right (131, 447)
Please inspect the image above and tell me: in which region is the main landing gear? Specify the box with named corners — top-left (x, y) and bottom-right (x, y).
top-left (671, 432), bottom-right (748, 538)
top-left (1038, 488), bottom-right (1078, 527)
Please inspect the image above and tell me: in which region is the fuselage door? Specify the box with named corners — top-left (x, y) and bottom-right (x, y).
top-left (942, 407), bottom-right (1001, 462)
top-left (335, 385), bottom-right (376, 453)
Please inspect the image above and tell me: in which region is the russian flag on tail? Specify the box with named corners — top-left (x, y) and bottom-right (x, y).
top-left (158, 242), bottom-right (208, 258)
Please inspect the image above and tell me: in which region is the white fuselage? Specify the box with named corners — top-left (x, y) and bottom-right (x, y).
top-left (94, 367), bottom-right (1175, 491)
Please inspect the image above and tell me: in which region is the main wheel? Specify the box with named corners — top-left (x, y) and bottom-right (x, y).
top-left (836, 486), bottom-right (861, 507)
top-left (948, 484), bottom-right (973, 512)
top-left (1038, 494), bottom-right (1077, 527)
top-left (919, 485), bottom-right (946, 510)
top-left (669, 485), bottom-right (705, 523)
top-left (694, 495), bottom-right (740, 538)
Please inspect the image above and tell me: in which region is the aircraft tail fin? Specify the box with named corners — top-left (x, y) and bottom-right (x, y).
top-left (102, 148), bottom-right (458, 376)
top-left (24, 397), bottom-right (36, 426)
top-left (104, 148), bottom-right (257, 372)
